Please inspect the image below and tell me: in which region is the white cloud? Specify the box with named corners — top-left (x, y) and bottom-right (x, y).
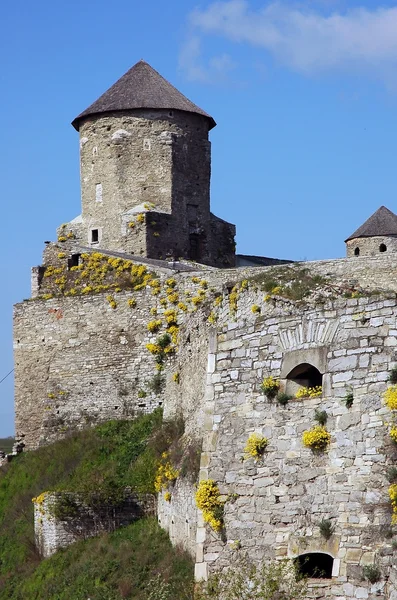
top-left (182, 1), bottom-right (397, 80)
top-left (179, 34), bottom-right (237, 83)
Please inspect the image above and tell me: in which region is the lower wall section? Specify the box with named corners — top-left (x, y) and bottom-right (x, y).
top-left (34, 491), bottom-right (156, 557)
top-left (157, 479), bottom-right (198, 558)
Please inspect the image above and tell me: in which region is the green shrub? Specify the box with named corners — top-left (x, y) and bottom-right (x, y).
top-left (389, 366), bottom-right (397, 384)
top-left (318, 518), bottom-right (335, 540)
top-left (277, 392), bottom-right (292, 406)
top-left (314, 409), bottom-right (328, 426)
top-left (362, 564), bottom-right (381, 584)
top-left (343, 391), bottom-right (354, 409)
top-left (387, 467), bottom-right (397, 483)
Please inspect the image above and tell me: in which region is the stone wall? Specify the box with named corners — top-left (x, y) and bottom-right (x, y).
top-left (14, 286), bottom-right (178, 449)
top-left (157, 479), bottom-right (198, 557)
top-left (192, 284), bottom-right (397, 599)
top-left (346, 236), bottom-right (397, 258)
top-left (34, 491), bottom-right (156, 557)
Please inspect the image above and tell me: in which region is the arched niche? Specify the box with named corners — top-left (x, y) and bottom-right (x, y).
top-left (287, 363), bottom-right (322, 387)
top-left (295, 552), bottom-right (333, 579)
top-left (280, 348), bottom-right (328, 398)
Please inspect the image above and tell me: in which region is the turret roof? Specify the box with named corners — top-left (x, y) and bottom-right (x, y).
top-left (345, 206), bottom-right (397, 242)
top-left (72, 60), bottom-right (215, 130)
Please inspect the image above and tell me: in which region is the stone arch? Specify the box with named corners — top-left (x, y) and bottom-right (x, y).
top-left (287, 363), bottom-right (322, 387)
top-left (295, 552), bottom-right (333, 579)
top-left (379, 243), bottom-right (387, 253)
top-left (354, 247), bottom-right (360, 256)
top-left (280, 348), bottom-right (328, 397)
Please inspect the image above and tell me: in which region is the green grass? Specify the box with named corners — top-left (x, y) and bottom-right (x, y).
top-left (0, 410), bottom-right (195, 599)
top-left (0, 438), bottom-right (14, 453)
top-left (9, 518), bottom-right (193, 600)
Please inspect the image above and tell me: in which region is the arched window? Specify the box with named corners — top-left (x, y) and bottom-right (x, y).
top-left (295, 553), bottom-right (333, 579)
top-left (354, 247), bottom-right (360, 256)
top-left (379, 243), bottom-right (387, 253)
top-left (286, 363), bottom-right (322, 388)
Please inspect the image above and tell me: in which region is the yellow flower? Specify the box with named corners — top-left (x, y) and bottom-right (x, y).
top-left (128, 298), bottom-right (137, 308)
top-left (385, 386), bottom-right (397, 410)
top-left (244, 433), bottom-right (268, 458)
top-left (147, 320), bottom-right (162, 333)
top-left (261, 376), bottom-right (280, 399)
top-left (251, 304), bottom-right (260, 314)
top-left (302, 426), bottom-right (331, 450)
top-left (207, 311), bottom-right (217, 325)
top-left (195, 480), bottom-right (223, 532)
top-left (296, 386), bottom-right (322, 399)
top-left (389, 484), bottom-right (397, 524)
top-left (167, 292), bottom-right (179, 304)
top-left (390, 426), bottom-right (397, 443)
top-left (106, 295), bottom-right (117, 309)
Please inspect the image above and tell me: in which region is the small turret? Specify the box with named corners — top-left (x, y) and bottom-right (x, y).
top-left (345, 205), bottom-right (397, 257)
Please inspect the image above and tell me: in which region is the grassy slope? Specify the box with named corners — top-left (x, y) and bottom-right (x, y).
top-left (0, 411), bottom-right (194, 600)
top-left (0, 438), bottom-right (14, 453)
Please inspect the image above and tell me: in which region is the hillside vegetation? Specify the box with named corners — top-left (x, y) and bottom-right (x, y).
top-left (0, 437), bottom-right (14, 453)
top-left (0, 410), bottom-right (194, 600)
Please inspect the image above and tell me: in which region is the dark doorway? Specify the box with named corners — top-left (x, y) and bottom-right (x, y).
top-left (295, 553), bottom-right (333, 579)
top-left (287, 363), bottom-right (322, 388)
top-left (354, 247), bottom-right (360, 256)
top-left (379, 243), bottom-right (387, 253)
top-left (189, 233), bottom-right (205, 262)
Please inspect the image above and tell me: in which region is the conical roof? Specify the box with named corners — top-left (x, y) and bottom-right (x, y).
top-left (72, 60), bottom-right (215, 130)
top-left (345, 206), bottom-right (397, 242)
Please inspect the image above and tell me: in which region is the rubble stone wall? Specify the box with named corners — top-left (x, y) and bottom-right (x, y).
top-left (193, 286), bottom-right (397, 599)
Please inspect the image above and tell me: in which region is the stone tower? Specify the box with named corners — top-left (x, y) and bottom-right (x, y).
top-left (345, 205), bottom-right (397, 257)
top-left (68, 60), bottom-right (235, 267)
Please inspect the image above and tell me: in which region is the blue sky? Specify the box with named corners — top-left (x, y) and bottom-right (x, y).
top-left (2, 0), bottom-right (397, 436)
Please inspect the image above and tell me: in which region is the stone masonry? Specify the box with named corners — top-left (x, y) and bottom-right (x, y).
top-left (12, 58), bottom-right (397, 599)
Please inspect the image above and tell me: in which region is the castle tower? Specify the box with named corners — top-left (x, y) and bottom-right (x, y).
top-left (345, 205), bottom-right (397, 257)
top-left (70, 60), bottom-right (235, 267)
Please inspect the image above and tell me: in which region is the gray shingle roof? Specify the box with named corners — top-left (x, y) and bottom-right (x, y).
top-left (72, 60), bottom-right (215, 130)
top-left (345, 206), bottom-right (397, 242)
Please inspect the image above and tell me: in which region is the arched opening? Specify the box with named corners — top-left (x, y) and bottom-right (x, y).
top-left (379, 243), bottom-right (387, 253)
top-left (287, 363), bottom-right (322, 388)
top-left (295, 553), bottom-right (333, 579)
top-left (354, 247), bottom-right (360, 256)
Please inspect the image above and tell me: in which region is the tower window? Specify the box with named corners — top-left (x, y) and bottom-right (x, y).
top-left (91, 229), bottom-right (99, 243)
top-left (354, 247), bottom-right (360, 256)
top-left (295, 553), bottom-right (333, 579)
top-left (379, 243), bottom-right (387, 253)
top-left (68, 254), bottom-right (81, 269)
top-left (95, 183), bottom-right (103, 203)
